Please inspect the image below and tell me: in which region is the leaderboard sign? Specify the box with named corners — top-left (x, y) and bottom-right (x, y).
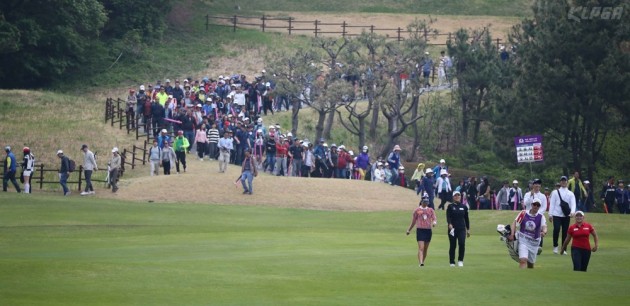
top-left (515, 135), bottom-right (543, 163)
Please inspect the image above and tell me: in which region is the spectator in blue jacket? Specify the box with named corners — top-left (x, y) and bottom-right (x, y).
top-left (3, 146), bottom-right (21, 193)
top-left (421, 168), bottom-right (436, 209)
top-left (615, 181), bottom-right (629, 214)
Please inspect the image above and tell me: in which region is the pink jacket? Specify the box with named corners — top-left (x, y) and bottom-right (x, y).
top-left (194, 129), bottom-right (207, 143)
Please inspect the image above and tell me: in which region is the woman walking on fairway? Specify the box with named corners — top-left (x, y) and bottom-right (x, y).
top-left (446, 190), bottom-right (470, 267)
top-left (406, 196), bottom-right (437, 267)
top-left (560, 211), bottom-right (599, 271)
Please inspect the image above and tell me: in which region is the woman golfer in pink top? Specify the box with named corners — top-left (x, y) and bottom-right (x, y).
top-left (406, 196), bottom-right (437, 267)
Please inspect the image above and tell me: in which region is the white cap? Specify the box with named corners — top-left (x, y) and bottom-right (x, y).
top-left (440, 159), bottom-right (446, 163)
top-left (584, 180), bottom-right (590, 184)
top-left (575, 210), bottom-right (585, 216)
top-left (425, 168), bottom-right (433, 174)
top-left (399, 165), bottom-right (405, 170)
top-left (362, 145), bottom-right (368, 151)
top-left (161, 129), bottom-right (167, 133)
top-left (513, 180), bottom-right (518, 184)
top-left (56, 150), bottom-right (63, 155)
top-left (348, 150), bottom-right (354, 155)
top-left (112, 147), bottom-right (119, 153)
top-left (257, 118), bottom-right (263, 123)
top-left (323, 143), bottom-right (328, 147)
top-left (440, 169), bottom-right (448, 176)
top-left (287, 132), bottom-right (293, 137)
top-left (377, 162), bottom-right (383, 166)
top-left (139, 85), bottom-right (145, 90)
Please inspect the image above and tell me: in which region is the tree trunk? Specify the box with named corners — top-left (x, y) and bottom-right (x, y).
top-left (323, 107), bottom-right (335, 140)
top-left (409, 95), bottom-right (420, 162)
top-left (461, 95), bottom-right (469, 145)
top-left (379, 136), bottom-right (396, 160)
top-left (369, 94), bottom-right (379, 139)
top-left (358, 117), bottom-right (366, 149)
top-left (472, 87), bottom-right (484, 145)
top-left (291, 98), bottom-right (301, 135)
top-left (315, 109), bottom-right (327, 142)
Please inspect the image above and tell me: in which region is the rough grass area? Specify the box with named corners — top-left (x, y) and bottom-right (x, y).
top-left (1, 194), bottom-right (628, 305)
top-left (207, 0), bottom-right (535, 17)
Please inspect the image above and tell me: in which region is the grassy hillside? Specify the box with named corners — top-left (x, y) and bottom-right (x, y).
top-left (1, 194), bottom-right (628, 305)
top-left (206, 0), bottom-right (535, 17)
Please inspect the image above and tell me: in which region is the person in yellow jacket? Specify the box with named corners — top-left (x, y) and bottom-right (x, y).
top-left (173, 130), bottom-right (190, 173)
top-left (568, 171), bottom-right (588, 211)
top-left (411, 162), bottom-right (426, 195)
top-left (155, 86), bottom-right (169, 107)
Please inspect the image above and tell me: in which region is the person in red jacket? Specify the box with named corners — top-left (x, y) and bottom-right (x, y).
top-left (336, 146), bottom-right (352, 179)
top-left (560, 211), bottom-right (599, 272)
top-left (274, 135), bottom-right (290, 176)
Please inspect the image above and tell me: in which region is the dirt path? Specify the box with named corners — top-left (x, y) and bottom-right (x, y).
top-left (217, 12), bottom-right (520, 44)
top-left (97, 157), bottom-right (421, 212)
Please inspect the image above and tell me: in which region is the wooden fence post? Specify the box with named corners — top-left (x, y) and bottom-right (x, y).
top-left (342, 21), bottom-right (347, 38)
top-left (314, 20), bottom-right (319, 37)
top-left (496, 38), bottom-right (501, 49)
top-left (118, 107), bottom-right (124, 130)
top-left (131, 146), bottom-right (136, 170)
top-left (397, 27), bottom-right (402, 43)
top-left (104, 98), bottom-right (109, 122)
top-left (39, 164), bottom-right (44, 190)
top-left (370, 25), bottom-right (374, 35)
top-left (77, 165), bottom-right (83, 192)
top-left (261, 15), bottom-right (266, 32)
top-left (233, 15), bottom-right (237, 32)
top-left (143, 140), bottom-right (147, 165)
top-left (424, 27), bottom-right (428, 42)
top-left (288, 17), bottom-right (293, 35)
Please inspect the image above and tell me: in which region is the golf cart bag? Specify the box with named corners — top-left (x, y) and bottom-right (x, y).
top-left (496, 224), bottom-right (520, 263)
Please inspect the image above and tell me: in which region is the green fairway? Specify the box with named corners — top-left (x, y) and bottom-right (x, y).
top-left (1, 194), bottom-right (628, 305)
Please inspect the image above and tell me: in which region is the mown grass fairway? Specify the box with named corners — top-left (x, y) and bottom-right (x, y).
top-left (1, 194), bottom-right (628, 305)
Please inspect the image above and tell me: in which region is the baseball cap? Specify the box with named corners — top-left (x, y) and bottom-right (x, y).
top-left (575, 210), bottom-right (585, 216)
top-left (56, 150), bottom-right (63, 155)
top-left (584, 180), bottom-right (590, 184)
top-left (532, 198), bottom-right (541, 206)
top-left (440, 159), bottom-right (446, 163)
top-left (532, 178), bottom-right (542, 185)
top-left (512, 180), bottom-right (518, 184)
top-left (452, 190), bottom-right (461, 196)
top-left (560, 176), bottom-right (568, 181)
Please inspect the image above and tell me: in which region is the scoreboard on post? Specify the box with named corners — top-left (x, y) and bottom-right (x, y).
top-left (514, 135), bottom-right (543, 163)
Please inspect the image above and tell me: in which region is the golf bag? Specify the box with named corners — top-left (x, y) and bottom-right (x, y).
top-left (105, 165), bottom-right (111, 188)
top-left (496, 224), bottom-right (520, 263)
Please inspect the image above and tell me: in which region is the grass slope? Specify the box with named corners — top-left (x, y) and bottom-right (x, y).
top-left (1, 194), bottom-right (628, 305)
top-left (208, 0), bottom-right (535, 17)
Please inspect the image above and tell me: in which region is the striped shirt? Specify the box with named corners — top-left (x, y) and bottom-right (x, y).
top-left (207, 128), bottom-right (220, 143)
